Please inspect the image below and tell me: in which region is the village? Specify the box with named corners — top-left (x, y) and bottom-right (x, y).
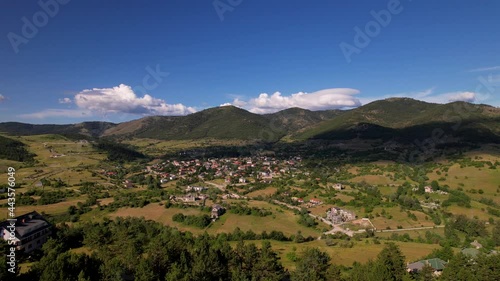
top-left (2, 142), bottom-right (499, 279)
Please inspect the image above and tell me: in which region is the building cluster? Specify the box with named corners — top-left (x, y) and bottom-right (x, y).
top-left (331, 183), bottom-right (344, 190)
top-left (424, 186), bottom-right (448, 195)
top-left (407, 258), bottom-right (447, 276)
top-left (170, 193), bottom-right (208, 204)
top-left (290, 197), bottom-right (324, 207)
top-left (326, 207), bottom-right (356, 224)
top-left (412, 186), bottom-right (448, 195)
top-left (211, 204), bottom-right (225, 220)
top-left (142, 156), bottom-right (302, 184)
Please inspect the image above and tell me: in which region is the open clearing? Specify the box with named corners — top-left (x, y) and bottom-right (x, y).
top-left (231, 240), bottom-right (441, 269)
top-left (370, 207), bottom-right (435, 230)
top-left (0, 198), bottom-right (85, 220)
top-left (246, 187), bottom-right (277, 197)
top-left (108, 203), bottom-right (207, 233)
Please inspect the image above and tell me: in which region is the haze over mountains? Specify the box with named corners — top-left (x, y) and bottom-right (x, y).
top-left (1, 98), bottom-right (499, 144)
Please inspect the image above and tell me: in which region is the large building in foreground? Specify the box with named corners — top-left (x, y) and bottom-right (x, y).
top-left (0, 211), bottom-right (52, 253)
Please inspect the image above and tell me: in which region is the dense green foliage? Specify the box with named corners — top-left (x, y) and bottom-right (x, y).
top-left (109, 106), bottom-right (288, 141)
top-left (0, 121), bottom-right (115, 138)
top-left (0, 135), bottom-right (35, 162)
top-left (440, 252), bottom-right (500, 281)
top-left (172, 213), bottom-right (212, 228)
top-left (295, 99), bottom-right (500, 144)
top-left (226, 202), bottom-right (273, 217)
top-left (2, 215), bottom-right (498, 280)
top-left (94, 141), bottom-right (147, 162)
top-left (442, 190), bottom-right (471, 208)
top-left (450, 214), bottom-right (487, 237)
top-left (12, 218), bottom-right (292, 281)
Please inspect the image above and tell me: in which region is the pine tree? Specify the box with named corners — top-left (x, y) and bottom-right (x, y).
top-left (440, 253), bottom-right (478, 281)
top-left (252, 241), bottom-right (286, 281)
top-left (376, 243), bottom-right (406, 281)
top-left (291, 247), bottom-right (331, 281)
top-left (492, 221), bottom-right (500, 246)
top-left (419, 263), bottom-right (434, 281)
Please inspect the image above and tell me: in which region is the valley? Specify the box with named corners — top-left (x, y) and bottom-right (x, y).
top-left (1, 99), bottom-right (499, 280)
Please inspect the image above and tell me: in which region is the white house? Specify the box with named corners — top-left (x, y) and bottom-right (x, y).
top-left (0, 211), bottom-right (52, 253)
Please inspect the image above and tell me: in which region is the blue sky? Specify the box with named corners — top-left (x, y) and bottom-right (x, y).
top-left (0, 0), bottom-right (499, 124)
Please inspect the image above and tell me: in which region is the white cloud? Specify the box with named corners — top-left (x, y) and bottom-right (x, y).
top-left (19, 84), bottom-right (196, 120)
top-left (0, 94), bottom-right (5, 102)
top-left (384, 87), bottom-right (435, 100)
top-left (231, 88), bottom-right (361, 113)
top-left (219, 103), bottom-right (232, 107)
top-left (58, 97), bottom-right (72, 104)
top-left (74, 84), bottom-right (196, 116)
top-left (445, 91), bottom-right (477, 102)
top-left (384, 88), bottom-right (486, 104)
top-left (419, 91), bottom-right (482, 104)
top-left (469, 66), bottom-right (500, 72)
top-left (412, 88), bottom-right (435, 99)
top-left (18, 109), bottom-right (92, 119)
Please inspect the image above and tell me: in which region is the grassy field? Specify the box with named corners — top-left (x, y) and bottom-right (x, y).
top-left (350, 174), bottom-right (396, 185)
top-left (209, 212), bottom-right (321, 237)
top-left (104, 201), bottom-right (323, 237)
top-left (0, 159), bottom-right (23, 171)
top-left (0, 134), bottom-right (108, 188)
top-left (376, 227), bottom-right (445, 239)
top-left (445, 204), bottom-right (493, 221)
top-left (307, 204), bottom-right (332, 217)
top-left (429, 164), bottom-right (500, 191)
top-left (370, 207), bottom-right (435, 230)
top-left (376, 185), bottom-right (398, 196)
top-left (0, 197), bottom-right (86, 220)
top-left (246, 187), bottom-right (277, 197)
top-left (125, 138), bottom-right (252, 156)
top-left (211, 200), bottom-right (326, 237)
top-left (230, 239), bottom-right (441, 269)
top-left (107, 203), bottom-right (208, 234)
top-left (334, 192), bottom-right (356, 203)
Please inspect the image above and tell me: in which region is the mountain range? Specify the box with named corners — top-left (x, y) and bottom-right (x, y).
top-left (1, 98), bottom-right (499, 145)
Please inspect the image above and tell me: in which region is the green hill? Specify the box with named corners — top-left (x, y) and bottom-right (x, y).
top-left (104, 106), bottom-right (286, 141)
top-left (0, 135), bottom-right (36, 162)
top-left (1, 99), bottom-right (498, 145)
top-left (264, 107), bottom-right (341, 132)
top-left (0, 121), bottom-right (115, 139)
top-left (293, 98), bottom-right (500, 143)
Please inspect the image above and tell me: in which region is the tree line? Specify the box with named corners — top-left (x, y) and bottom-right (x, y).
top-left (2, 217), bottom-right (498, 280)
